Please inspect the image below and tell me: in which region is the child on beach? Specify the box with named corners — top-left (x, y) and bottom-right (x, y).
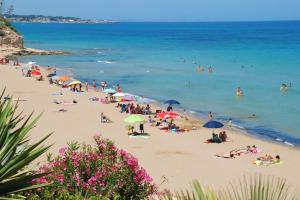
top-left (140, 123), bottom-right (145, 134)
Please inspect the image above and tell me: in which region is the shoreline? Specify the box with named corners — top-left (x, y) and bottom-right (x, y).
top-left (49, 63), bottom-right (300, 148)
top-left (1, 51), bottom-right (300, 191)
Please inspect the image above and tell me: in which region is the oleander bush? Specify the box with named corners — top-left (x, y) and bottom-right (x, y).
top-left (26, 135), bottom-right (156, 199)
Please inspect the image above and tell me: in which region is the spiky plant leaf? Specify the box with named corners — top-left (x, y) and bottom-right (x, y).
top-left (0, 89), bottom-right (52, 197)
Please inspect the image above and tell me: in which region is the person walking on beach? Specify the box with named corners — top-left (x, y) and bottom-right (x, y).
top-left (93, 80), bottom-right (97, 91)
top-left (140, 123), bottom-right (144, 134)
top-left (85, 81), bottom-right (89, 92)
top-left (209, 112), bottom-right (214, 120)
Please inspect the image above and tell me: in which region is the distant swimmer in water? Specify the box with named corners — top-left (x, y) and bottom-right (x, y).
top-left (236, 87), bottom-right (244, 96)
top-left (208, 66), bottom-right (213, 73)
top-left (248, 114), bottom-right (257, 119)
top-left (197, 65), bottom-right (201, 73)
top-left (202, 65), bottom-right (205, 72)
top-left (280, 83), bottom-right (288, 92)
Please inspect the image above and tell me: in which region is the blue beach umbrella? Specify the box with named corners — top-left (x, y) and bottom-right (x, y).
top-left (203, 120), bottom-right (224, 133)
top-left (51, 76), bottom-right (60, 80)
top-left (164, 99), bottom-right (180, 105)
top-left (47, 73), bottom-right (56, 77)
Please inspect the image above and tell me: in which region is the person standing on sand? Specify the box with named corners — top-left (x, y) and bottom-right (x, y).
top-left (209, 112), bottom-right (214, 120)
top-left (140, 123), bottom-right (144, 134)
top-left (85, 81), bottom-right (89, 92)
top-left (93, 80), bottom-right (97, 90)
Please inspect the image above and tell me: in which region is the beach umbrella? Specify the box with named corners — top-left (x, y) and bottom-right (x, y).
top-left (103, 88), bottom-right (117, 94)
top-left (122, 95), bottom-right (136, 101)
top-left (164, 99), bottom-right (180, 105)
top-left (58, 76), bottom-right (71, 82)
top-left (112, 92), bottom-right (127, 97)
top-left (21, 66), bottom-right (31, 71)
top-left (27, 61), bottom-right (36, 65)
top-left (47, 73), bottom-right (56, 77)
top-left (68, 80), bottom-right (82, 86)
top-left (51, 75), bottom-right (60, 80)
top-left (31, 70), bottom-right (41, 76)
top-left (203, 120), bottom-right (224, 133)
top-left (157, 112), bottom-right (180, 119)
top-left (124, 115), bottom-right (145, 123)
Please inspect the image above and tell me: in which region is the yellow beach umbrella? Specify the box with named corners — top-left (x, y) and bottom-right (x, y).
top-left (68, 80), bottom-right (82, 86)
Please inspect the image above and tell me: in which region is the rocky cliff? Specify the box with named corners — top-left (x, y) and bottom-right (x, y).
top-left (0, 22), bottom-right (24, 48)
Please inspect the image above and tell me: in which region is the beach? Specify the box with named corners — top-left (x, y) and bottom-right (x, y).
top-left (1, 59), bottom-right (300, 192)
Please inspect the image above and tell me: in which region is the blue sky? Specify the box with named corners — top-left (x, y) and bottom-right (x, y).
top-left (5, 0), bottom-right (300, 22)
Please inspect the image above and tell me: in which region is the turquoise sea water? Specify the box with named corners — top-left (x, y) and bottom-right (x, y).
top-left (14, 22), bottom-right (300, 146)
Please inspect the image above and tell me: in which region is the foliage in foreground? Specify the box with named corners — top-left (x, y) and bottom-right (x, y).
top-left (27, 135), bottom-right (156, 199)
top-left (159, 174), bottom-right (298, 200)
top-left (0, 89), bottom-right (52, 198)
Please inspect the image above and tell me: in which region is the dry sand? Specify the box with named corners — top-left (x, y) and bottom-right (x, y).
top-left (1, 61), bottom-right (300, 193)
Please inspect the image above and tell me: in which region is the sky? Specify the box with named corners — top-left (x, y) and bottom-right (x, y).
top-left (4, 0), bottom-right (300, 22)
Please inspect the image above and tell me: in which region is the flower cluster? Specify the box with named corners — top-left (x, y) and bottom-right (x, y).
top-left (32, 135), bottom-right (156, 199)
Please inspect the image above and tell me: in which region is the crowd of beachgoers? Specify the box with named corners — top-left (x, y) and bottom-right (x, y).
top-left (1, 59), bottom-right (284, 168)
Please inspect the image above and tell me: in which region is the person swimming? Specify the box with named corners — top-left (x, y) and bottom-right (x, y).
top-left (236, 87), bottom-right (244, 96)
top-left (248, 114), bottom-right (256, 119)
top-left (280, 83), bottom-right (288, 92)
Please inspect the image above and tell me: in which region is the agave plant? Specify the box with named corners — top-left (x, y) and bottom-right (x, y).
top-left (0, 89), bottom-right (52, 198)
top-left (222, 174), bottom-right (298, 200)
top-left (159, 174), bottom-right (298, 200)
top-left (159, 181), bottom-right (219, 200)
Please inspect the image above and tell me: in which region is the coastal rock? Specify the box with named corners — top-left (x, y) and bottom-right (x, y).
top-left (12, 48), bottom-right (71, 56)
top-left (0, 25), bottom-right (23, 48)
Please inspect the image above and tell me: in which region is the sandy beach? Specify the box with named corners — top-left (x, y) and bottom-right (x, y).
top-left (1, 58), bottom-right (300, 192)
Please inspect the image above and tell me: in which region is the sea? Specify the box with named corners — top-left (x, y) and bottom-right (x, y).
top-left (13, 21), bottom-right (300, 146)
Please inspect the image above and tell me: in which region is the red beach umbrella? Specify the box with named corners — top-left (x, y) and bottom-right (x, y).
top-left (31, 70), bottom-right (42, 76)
top-left (157, 112), bottom-right (180, 119)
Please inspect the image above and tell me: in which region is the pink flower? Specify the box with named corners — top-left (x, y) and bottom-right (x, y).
top-left (59, 147), bottom-right (67, 156)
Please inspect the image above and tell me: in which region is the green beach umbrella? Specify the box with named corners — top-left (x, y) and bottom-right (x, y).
top-left (124, 115), bottom-right (145, 123)
top-left (21, 66), bottom-right (31, 70)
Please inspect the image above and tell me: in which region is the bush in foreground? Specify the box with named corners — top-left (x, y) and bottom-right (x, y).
top-left (28, 135), bottom-right (156, 199)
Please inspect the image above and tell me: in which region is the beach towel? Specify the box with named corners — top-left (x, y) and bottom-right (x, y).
top-left (129, 135), bottom-right (150, 139)
top-left (62, 102), bottom-right (75, 106)
top-left (252, 160), bottom-right (283, 166)
top-left (205, 139), bottom-right (233, 144)
top-left (52, 93), bottom-right (63, 96)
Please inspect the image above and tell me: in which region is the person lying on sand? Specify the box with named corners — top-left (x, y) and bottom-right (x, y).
top-left (53, 99), bottom-right (77, 105)
top-left (254, 155), bottom-right (281, 166)
top-left (216, 145), bottom-right (260, 159)
top-left (100, 112), bottom-right (112, 123)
